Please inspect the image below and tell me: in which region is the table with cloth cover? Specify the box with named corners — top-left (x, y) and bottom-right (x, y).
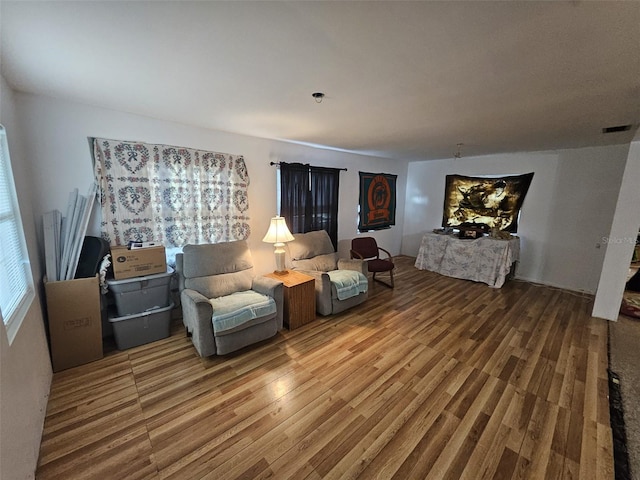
top-left (414, 233), bottom-right (520, 288)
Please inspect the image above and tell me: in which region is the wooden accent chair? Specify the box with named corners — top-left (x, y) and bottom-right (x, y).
top-left (351, 237), bottom-right (395, 288)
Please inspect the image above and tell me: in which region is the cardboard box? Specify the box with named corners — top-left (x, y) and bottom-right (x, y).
top-left (44, 275), bottom-right (103, 372)
top-left (111, 245), bottom-right (167, 280)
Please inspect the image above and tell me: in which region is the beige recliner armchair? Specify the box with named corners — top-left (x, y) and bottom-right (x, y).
top-left (175, 240), bottom-right (283, 357)
top-left (285, 230), bottom-right (368, 316)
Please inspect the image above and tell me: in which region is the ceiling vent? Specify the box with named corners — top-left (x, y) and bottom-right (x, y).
top-left (602, 124), bottom-right (632, 134)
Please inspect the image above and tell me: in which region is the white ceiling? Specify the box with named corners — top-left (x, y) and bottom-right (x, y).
top-left (1, 1), bottom-right (639, 162)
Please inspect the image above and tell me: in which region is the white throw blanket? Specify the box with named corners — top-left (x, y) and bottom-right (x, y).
top-left (328, 270), bottom-right (368, 300)
top-left (210, 290), bottom-right (276, 334)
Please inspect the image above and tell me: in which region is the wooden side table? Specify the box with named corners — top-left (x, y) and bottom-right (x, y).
top-left (265, 270), bottom-right (316, 330)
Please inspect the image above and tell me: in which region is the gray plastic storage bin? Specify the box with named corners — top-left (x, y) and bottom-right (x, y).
top-left (108, 302), bottom-right (174, 350)
top-left (107, 266), bottom-right (174, 316)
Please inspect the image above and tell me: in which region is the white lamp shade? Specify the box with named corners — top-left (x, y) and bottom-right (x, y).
top-left (262, 216), bottom-right (295, 244)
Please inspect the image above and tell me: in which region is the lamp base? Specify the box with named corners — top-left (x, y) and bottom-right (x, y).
top-left (274, 244), bottom-right (287, 273)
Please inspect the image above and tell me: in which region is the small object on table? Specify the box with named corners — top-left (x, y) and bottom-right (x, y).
top-left (458, 227), bottom-right (485, 239)
top-left (490, 227), bottom-right (513, 240)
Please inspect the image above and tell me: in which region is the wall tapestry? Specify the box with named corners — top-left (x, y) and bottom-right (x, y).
top-left (358, 171), bottom-right (397, 231)
top-left (442, 172), bottom-right (534, 232)
top-left (93, 138), bottom-right (250, 247)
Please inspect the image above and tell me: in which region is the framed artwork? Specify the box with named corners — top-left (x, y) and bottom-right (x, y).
top-left (442, 172), bottom-right (534, 232)
top-left (358, 172), bottom-right (397, 231)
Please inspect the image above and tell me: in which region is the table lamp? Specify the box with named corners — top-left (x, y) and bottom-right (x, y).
top-left (262, 216), bottom-right (295, 273)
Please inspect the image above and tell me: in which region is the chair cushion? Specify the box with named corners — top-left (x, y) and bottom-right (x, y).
top-left (187, 270), bottom-right (254, 300)
top-left (351, 237), bottom-right (380, 259)
top-left (210, 290), bottom-right (277, 335)
top-left (292, 252), bottom-right (338, 272)
top-left (287, 230), bottom-right (335, 261)
top-left (182, 240), bottom-right (255, 298)
top-left (328, 270), bottom-right (368, 300)
top-left (183, 241), bottom-right (253, 277)
top-left (367, 258), bottom-right (394, 273)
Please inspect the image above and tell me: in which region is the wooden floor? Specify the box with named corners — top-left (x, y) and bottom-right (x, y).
top-left (36, 256), bottom-right (613, 479)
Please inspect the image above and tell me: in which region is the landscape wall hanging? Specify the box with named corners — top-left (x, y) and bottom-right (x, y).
top-left (442, 172), bottom-right (534, 232)
top-left (358, 171), bottom-right (397, 231)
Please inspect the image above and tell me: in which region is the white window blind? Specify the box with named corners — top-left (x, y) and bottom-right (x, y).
top-left (0, 124), bottom-right (34, 343)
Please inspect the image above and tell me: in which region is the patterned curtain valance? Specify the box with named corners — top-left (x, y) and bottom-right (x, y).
top-left (93, 138), bottom-right (250, 247)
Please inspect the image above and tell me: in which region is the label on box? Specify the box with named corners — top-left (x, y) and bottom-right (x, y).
top-left (111, 245), bottom-right (167, 280)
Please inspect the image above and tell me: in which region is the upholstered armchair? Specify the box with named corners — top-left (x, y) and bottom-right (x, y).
top-left (285, 230), bottom-right (368, 316)
top-left (175, 240), bottom-right (283, 357)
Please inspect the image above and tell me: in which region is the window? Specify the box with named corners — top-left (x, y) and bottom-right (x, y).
top-left (0, 125), bottom-right (35, 344)
top-left (279, 162), bottom-right (341, 249)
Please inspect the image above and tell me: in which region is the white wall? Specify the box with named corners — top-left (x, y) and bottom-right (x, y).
top-left (0, 78), bottom-right (53, 480)
top-left (15, 92), bottom-right (408, 274)
top-left (593, 129), bottom-right (640, 320)
top-left (403, 145), bottom-right (629, 293)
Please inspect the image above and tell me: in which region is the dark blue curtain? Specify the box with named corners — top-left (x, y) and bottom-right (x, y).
top-left (280, 162), bottom-right (340, 249)
top-left (280, 163), bottom-right (310, 234)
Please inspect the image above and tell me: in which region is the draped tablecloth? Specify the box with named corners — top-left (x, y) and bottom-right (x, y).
top-left (414, 233), bottom-right (520, 288)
